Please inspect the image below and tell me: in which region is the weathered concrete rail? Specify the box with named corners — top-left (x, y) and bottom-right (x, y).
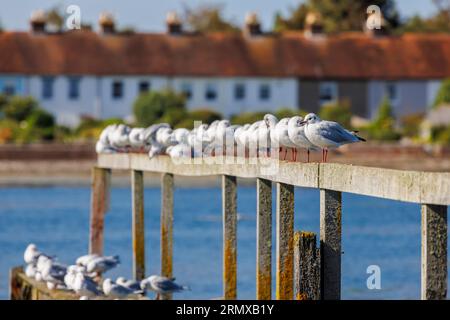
top-left (92, 153), bottom-right (449, 300)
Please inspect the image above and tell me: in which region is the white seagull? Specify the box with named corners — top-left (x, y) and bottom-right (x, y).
top-left (102, 278), bottom-right (143, 299)
top-left (140, 275), bottom-right (190, 300)
top-left (301, 113), bottom-right (366, 162)
top-left (287, 116), bottom-right (318, 162)
top-left (73, 273), bottom-right (102, 298)
top-left (86, 255), bottom-right (120, 275)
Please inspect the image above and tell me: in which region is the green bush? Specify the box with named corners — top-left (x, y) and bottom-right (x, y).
top-left (319, 100), bottom-right (352, 128)
top-left (3, 96), bottom-right (38, 121)
top-left (133, 89), bottom-right (186, 127)
top-left (430, 126), bottom-right (450, 145)
top-left (0, 119), bottom-right (19, 143)
top-left (433, 78), bottom-right (450, 108)
top-left (275, 108), bottom-right (306, 119)
top-left (230, 111), bottom-right (269, 125)
top-left (367, 97), bottom-right (401, 141)
top-left (401, 113), bottom-right (424, 138)
top-left (187, 109), bottom-right (222, 124)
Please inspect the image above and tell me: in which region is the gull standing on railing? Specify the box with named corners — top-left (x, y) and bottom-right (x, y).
top-left (301, 113), bottom-right (365, 162)
top-left (287, 116), bottom-right (318, 162)
top-left (140, 275), bottom-right (190, 300)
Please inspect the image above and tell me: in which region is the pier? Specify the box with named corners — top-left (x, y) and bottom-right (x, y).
top-left (10, 153), bottom-right (449, 300)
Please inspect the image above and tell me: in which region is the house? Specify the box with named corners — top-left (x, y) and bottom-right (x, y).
top-left (1, 11), bottom-right (450, 126)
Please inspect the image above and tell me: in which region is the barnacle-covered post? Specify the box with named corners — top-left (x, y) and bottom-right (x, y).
top-left (131, 170), bottom-right (145, 281)
top-left (256, 178), bottom-right (272, 300)
top-left (320, 189), bottom-right (342, 300)
top-left (161, 173), bottom-right (174, 300)
top-left (89, 167), bottom-right (111, 255)
top-left (222, 175), bottom-right (237, 299)
top-left (276, 182), bottom-right (294, 300)
top-left (421, 204), bottom-right (447, 300)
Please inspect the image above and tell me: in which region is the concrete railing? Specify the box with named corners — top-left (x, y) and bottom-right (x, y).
top-left (90, 153), bottom-right (449, 300)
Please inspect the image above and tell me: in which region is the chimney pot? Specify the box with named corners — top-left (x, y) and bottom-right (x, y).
top-left (30, 10), bottom-right (47, 33)
top-left (166, 11), bottom-right (182, 35)
top-left (304, 12), bottom-right (324, 38)
top-left (99, 12), bottom-right (115, 34)
top-left (244, 12), bottom-right (262, 36)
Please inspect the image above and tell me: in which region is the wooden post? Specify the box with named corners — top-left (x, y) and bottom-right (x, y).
top-left (276, 182), bottom-right (294, 300)
top-left (421, 204), bottom-right (447, 300)
top-left (294, 231), bottom-right (320, 300)
top-left (89, 167), bottom-right (111, 255)
top-left (256, 178), bottom-right (272, 300)
top-left (222, 175), bottom-right (237, 299)
top-left (131, 170), bottom-right (145, 281)
top-left (320, 189), bottom-right (342, 300)
top-left (161, 173), bottom-right (174, 300)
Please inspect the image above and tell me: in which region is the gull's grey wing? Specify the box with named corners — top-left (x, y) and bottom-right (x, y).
top-left (85, 278), bottom-right (101, 295)
top-left (153, 277), bottom-right (183, 292)
top-left (318, 121), bottom-right (358, 143)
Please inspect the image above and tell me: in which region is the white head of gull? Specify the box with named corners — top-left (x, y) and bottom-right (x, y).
top-left (301, 113), bottom-right (365, 162)
top-left (128, 127), bottom-right (146, 150)
top-left (109, 124), bottom-right (131, 151)
top-left (76, 253), bottom-right (99, 267)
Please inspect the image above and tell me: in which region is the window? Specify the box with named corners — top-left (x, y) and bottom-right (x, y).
top-left (138, 81), bottom-right (150, 93)
top-left (3, 83), bottom-right (15, 96)
top-left (234, 83), bottom-right (245, 100)
top-left (259, 84), bottom-right (271, 100)
top-left (68, 77), bottom-right (81, 99)
top-left (112, 81), bottom-right (123, 99)
top-left (319, 82), bottom-right (338, 105)
top-left (42, 77), bottom-right (54, 99)
top-left (386, 82), bottom-right (398, 104)
top-left (205, 83), bottom-right (217, 101)
top-left (181, 83), bottom-right (193, 100)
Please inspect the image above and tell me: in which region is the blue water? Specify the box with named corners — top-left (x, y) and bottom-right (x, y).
top-left (0, 185), bottom-right (445, 300)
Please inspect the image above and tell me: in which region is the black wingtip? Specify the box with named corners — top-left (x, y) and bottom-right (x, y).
top-left (357, 136), bottom-right (366, 142)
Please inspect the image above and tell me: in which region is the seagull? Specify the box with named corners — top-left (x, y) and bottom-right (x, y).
top-left (109, 124), bottom-right (131, 151)
top-left (24, 243), bottom-right (52, 265)
top-left (102, 278), bottom-right (143, 299)
top-left (76, 254), bottom-right (100, 267)
top-left (95, 140), bottom-right (116, 154)
top-left (301, 113), bottom-right (366, 162)
top-left (166, 144), bottom-right (193, 160)
top-left (25, 264), bottom-right (37, 278)
top-left (128, 128), bottom-right (146, 151)
top-left (98, 124), bottom-right (118, 146)
top-left (140, 275), bottom-right (190, 300)
top-left (116, 277), bottom-right (142, 292)
top-left (73, 273), bottom-right (102, 298)
top-left (65, 265), bottom-right (88, 290)
top-left (287, 116), bottom-right (318, 162)
top-left (86, 255), bottom-right (120, 274)
top-left (246, 121), bottom-right (263, 157)
top-left (142, 123), bottom-right (171, 158)
top-left (172, 128), bottom-right (190, 145)
top-left (40, 258), bottom-right (67, 286)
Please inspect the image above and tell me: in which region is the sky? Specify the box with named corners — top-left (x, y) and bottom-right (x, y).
top-left (0, 0), bottom-right (440, 32)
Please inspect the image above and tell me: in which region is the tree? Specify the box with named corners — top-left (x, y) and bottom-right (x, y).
top-left (3, 96), bottom-right (38, 122)
top-left (273, 0), bottom-right (400, 33)
top-left (133, 89), bottom-right (186, 127)
top-left (433, 78), bottom-right (450, 108)
top-left (182, 4), bottom-right (240, 33)
top-left (45, 6), bottom-right (65, 32)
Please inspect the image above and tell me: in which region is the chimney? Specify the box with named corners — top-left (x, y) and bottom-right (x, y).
top-left (99, 12), bottom-right (115, 34)
top-left (166, 12), bottom-right (182, 35)
top-left (244, 12), bottom-right (262, 36)
top-left (304, 12), bottom-right (324, 38)
top-left (30, 10), bottom-right (47, 33)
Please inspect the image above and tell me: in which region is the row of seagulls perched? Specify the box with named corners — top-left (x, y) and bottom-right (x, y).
top-left (23, 244), bottom-right (189, 300)
top-left (96, 112), bottom-right (365, 162)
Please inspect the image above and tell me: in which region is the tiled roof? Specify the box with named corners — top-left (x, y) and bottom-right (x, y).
top-left (1, 30), bottom-right (450, 79)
